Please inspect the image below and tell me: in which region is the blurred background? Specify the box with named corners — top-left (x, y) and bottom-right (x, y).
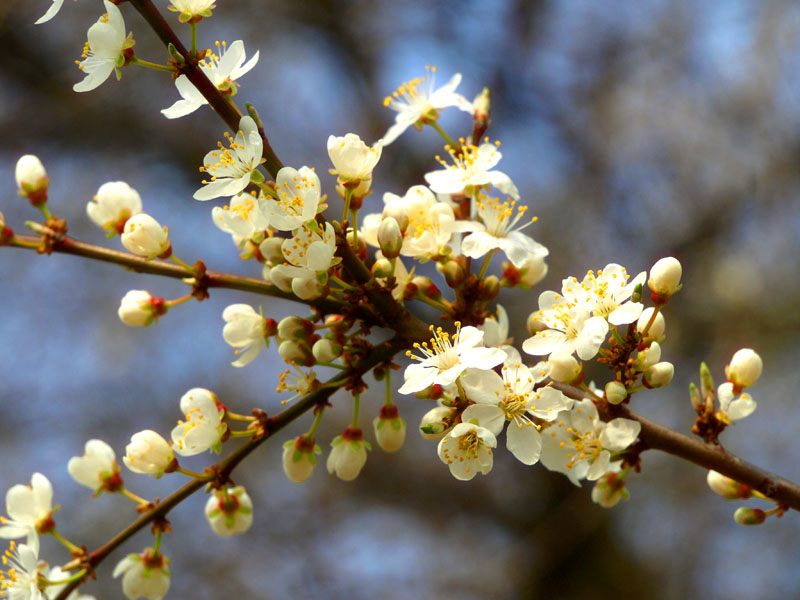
top-left (2, 0), bottom-right (800, 598)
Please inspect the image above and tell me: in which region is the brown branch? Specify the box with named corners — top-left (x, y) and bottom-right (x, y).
top-left (127, 0), bottom-right (283, 178)
top-left (551, 382), bottom-right (800, 512)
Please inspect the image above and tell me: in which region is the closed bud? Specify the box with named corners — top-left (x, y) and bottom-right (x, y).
top-left (707, 470), bottom-right (752, 500)
top-left (725, 348), bottom-right (763, 392)
top-left (122, 430), bottom-right (175, 478)
top-left (700, 362), bottom-right (715, 403)
top-left (502, 254), bottom-right (548, 289)
top-left (292, 276), bottom-right (326, 300)
top-left (648, 257), bottom-right (682, 303)
top-left (412, 275), bottom-right (442, 301)
top-left (325, 314), bottom-right (350, 333)
top-left (479, 275), bottom-right (501, 300)
top-left (689, 382), bottom-right (703, 413)
top-left (371, 257), bottom-right (394, 278)
top-left (373, 405), bottom-right (406, 453)
top-left (312, 338), bottom-right (342, 363)
top-left (644, 361), bottom-right (674, 388)
top-left (419, 406), bottom-right (454, 440)
top-left (282, 436), bottom-right (321, 483)
top-left (87, 181), bottom-right (142, 236)
top-left (327, 427), bottom-right (370, 481)
top-left (637, 307), bottom-right (666, 344)
top-left (377, 217), bottom-right (403, 259)
top-left (440, 260), bottom-right (465, 288)
top-left (414, 383), bottom-right (444, 401)
top-left (605, 381), bottom-right (628, 405)
top-left (382, 204), bottom-right (409, 234)
top-left (15, 154), bottom-right (49, 206)
top-left (734, 507), bottom-right (766, 526)
top-left (591, 471), bottom-right (630, 508)
top-left (205, 485), bottom-right (253, 537)
top-left (346, 229), bottom-right (367, 259)
top-left (548, 354), bottom-right (582, 384)
top-left (258, 236), bottom-right (285, 264)
top-left (277, 315), bottom-right (313, 341)
top-left (121, 214), bottom-right (171, 259)
top-left (118, 290), bottom-right (166, 327)
top-left (634, 341), bottom-right (661, 371)
top-left (278, 339), bottom-right (313, 365)
top-left (473, 87), bottom-right (491, 122)
top-left (113, 548), bottom-right (171, 600)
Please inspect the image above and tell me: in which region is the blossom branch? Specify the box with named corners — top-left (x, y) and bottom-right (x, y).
top-left (54, 334), bottom-right (409, 600)
top-left (127, 0), bottom-right (283, 178)
top-left (552, 382), bottom-right (800, 511)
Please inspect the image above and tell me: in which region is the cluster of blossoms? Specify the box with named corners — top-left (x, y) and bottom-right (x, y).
top-left (2, 1), bottom-right (784, 599)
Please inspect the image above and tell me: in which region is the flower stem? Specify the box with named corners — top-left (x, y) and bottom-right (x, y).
top-left (38, 205), bottom-right (53, 220)
top-left (455, 377), bottom-right (468, 405)
top-left (131, 57), bottom-right (176, 72)
top-left (175, 466), bottom-right (211, 480)
top-left (342, 188), bottom-right (353, 223)
top-left (413, 293), bottom-right (450, 312)
top-left (45, 569), bottom-right (87, 588)
top-left (330, 275), bottom-right (356, 291)
top-left (306, 405), bottom-right (326, 440)
top-left (351, 394), bottom-right (361, 428)
top-left (164, 294), bottom-right (194, 308)
top-left (120, 487), bottom-right (149, 506)
top-left (580, 382), bottom-right (603, 401)
top-left (385, 372), bottom-right (393, 406)
top-left (50, 529), bottom-right (80, 553)
top-left (351, 210), bottom-right (359, 245)
top-left (190, 22), bottom-right (197, 56)
top-left (169, 254), bottom-right (196, 274)
top-left (225, 411), bottom-right (255, 422)
top-left (151, 530), bottom-right (162, 555)
top-left (429, 120), bottom-right (459, 149)
top-left (477, 250), bottom-right (495, 279)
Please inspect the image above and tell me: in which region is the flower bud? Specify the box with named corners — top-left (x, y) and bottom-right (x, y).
top-left (725, 348), bottom-right (763, 391)
top-left (204, 486), bottom-right (253, 537)
top-left (733, 507), bottom-right (766, 526)
top-left (68, 439), bottom-right (122, 494)
top-left (479, 275), bottom-right (501, 300)
top-left (118, 290), bottom-right (166, 327)
top-left (503, 254), bottom-right (548, 289)
top-left (325, 314), bottom-right (350, 333)
top-left (473, 87), bottom-right (491, 124)
top-left (277, 316), bottom-right (313, 341)
top-left (292, 276), bottom-right (325, 300)
top-left (644, 361), bottom-right (674, 388)
top-left (282, 436), bottom-right (321, 483)
top-left (706, 470), bottom-right (752, 500)
top-left (15, 154), bottom-right (49, 206)
top-left (327, 427), bottom-right (370, 481)
top-left (373, 405), bottom-right (406, 453)
top-left (122, 430), bottom-right (175, 478)
top-left (591, 471), bottom-right (630, 508)
top-left (121, 214), bottom-right (170, 259)
top-left (346, 229), bottom-right (367, 259)
top-left (605, 381), bottom-right (628, 405)
top-left (634, 341), bottom-right (661, 371)
top-left (700, 362), bottom-right (715, 404)
top-left (312, 338), bottom-right (342, 363)
top-left (637, 307), bottom-right (665, 344)
top-left (371, 257), bottom-right (394, 278)
top-left (327, 133), bottom-right (382, 182)
top-left (87, 181), bottom-right (142, 236)
top-left (648, 257), bottom-right (682, 303)
top-left (526, 311), bottom-right (547, 335)
top-left (382, 203), bottom-right (409, 234)
top-left (258, 236), bottom-right (285, 264)
top-left (0, 212), bottom-right (12, 245)
top-left (419, 406), bottom-right (454, 440)
top-left (278, 339), bottom-right (313, 365)
top-left (377, 217), bottom-right (403, 259)
top-left (689, 382), bottom-right (703, 413)
top-left (548, 354), bottom-right (582, 384)
top-left (412, 276), bottom-right (442, 302)
top-left (439, 260), bottom-right (465, 288)
top-left (113, 548), bottom-right (171, 600)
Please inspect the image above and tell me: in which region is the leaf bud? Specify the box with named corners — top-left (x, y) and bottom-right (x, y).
top-left (643, 361), bottom-right (674, 388)
top-left (377, 217), bottom-right (403, 259)
top-left (648, 256), bottom-right (682, 304)
top-left (733, 507), bottom-right (766, 526)
top-left (725, 348), bottom-right (763, 392)
top-left (699, 362), bottom-right (715, 403)
top-left (689, 382), bottom-right (703, 413)
top-left (605, 381), bottom-right (628, 405)
top-left (707, 470), bottom-right (752, 500)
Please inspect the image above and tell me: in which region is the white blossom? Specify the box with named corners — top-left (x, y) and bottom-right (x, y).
top-left (211, 192), bottom-right (271, 246)
top-left (45, 565), bottom-right (97, 600)
top-left (275, 365), bottom-right (317, 405)
top-left (271, 222), bottom-right (336, 299)
top-left (1, 540), bottom-right (42, 600)
top-left (36, 0), bottom-right (66, 24)
top-left (171, 388), bottom-right (226, 456)
top-left (15, 155), bottom-right (47, 194)
top-left (118, 290), bottom-right (163, 328)
top-left (113, 549), bottom-right (170, 600)
top-left (437, 405), bottom-right (501, 480)
top-left (716, 382), bottom-right (757, 424)
top-left (263, 166), bottom-right (321, 231)
top-left (373, 406), bottom-right (406, 453)
top-left (0, 473), bottom-right (53, 547)
top-left (74, 1), bottom-right (130, 93)
top-left (424, 142), bottom-right (519, 200)
top-left (399, 323), bottom-right (506, 395)
top-left (478, 304), bottom-right (521, 362)
top-left (222, 304), bottom-right (267, 367)
top-left (540, 398), bottom-right (640, 485)
top-left (327, 428), bottom-right (370, 481)
top-left (121, 214), bottom-right (170, 259)
top-left (204, 486), bottom-right (253, 537)
top-left (168, 0), bottom-right (215, 19)
top-left (461, 194), bottom-right (548, 267)
top-left (648, 257), bottom-right (682, 297)
top-left (327, 133), bottom-right (382, 182)
top-left (282, 436), bottom-right (321, 483)
top-left (67, 439), bottom-right (120, 493)
top-left (122, 431), bottom-right (174, 477)
top-left (725, 348), bottom-right (763, 390)
top-left (195, 116), bottom-right (263, 201)
top-left (563, 264), bottom-right (646, 326)
top-left (380, 66), bottom-right (473, 146)
top-left (162, 40), bottom-right (258, 119)
top-left (87, 181), bottom-right (142, 235)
